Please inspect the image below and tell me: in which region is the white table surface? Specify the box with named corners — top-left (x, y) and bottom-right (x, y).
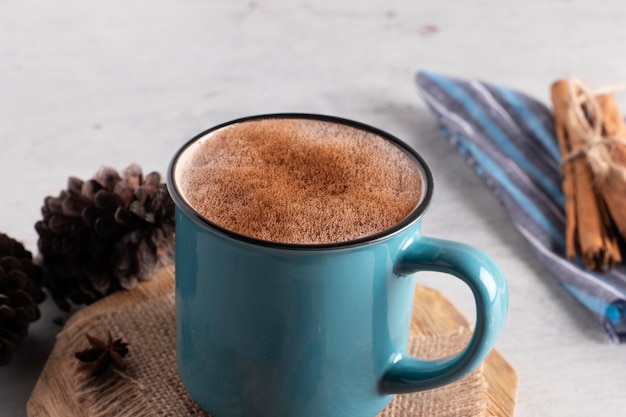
top-left (3, 1), bottom-right (626, 416)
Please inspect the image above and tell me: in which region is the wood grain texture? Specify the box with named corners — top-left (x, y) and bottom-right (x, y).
top-left (27, 266), bottom-right (517, 417)
top-left (412, 286), bottom-right (518, 417)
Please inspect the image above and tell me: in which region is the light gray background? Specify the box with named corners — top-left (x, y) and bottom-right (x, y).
top-left (2, 1), bottom-right (626, 416)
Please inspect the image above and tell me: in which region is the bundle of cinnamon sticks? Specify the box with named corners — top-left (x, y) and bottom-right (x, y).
top-left (551, 79), bottom-right (626, 271)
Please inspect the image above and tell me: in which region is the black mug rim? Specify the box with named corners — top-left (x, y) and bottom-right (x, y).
top-left (166, 113), bottom-right (434, 250)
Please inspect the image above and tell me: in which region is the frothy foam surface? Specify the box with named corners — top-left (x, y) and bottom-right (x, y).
top-left (178, 118), bottom-right (423, 244)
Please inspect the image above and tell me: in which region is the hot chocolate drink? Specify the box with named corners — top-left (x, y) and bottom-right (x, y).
top-left (176, 117), bottom-right (423, 244)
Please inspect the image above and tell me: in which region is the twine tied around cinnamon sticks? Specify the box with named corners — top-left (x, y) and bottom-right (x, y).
top-left (551, 79), bottom-right (626, 271)
top-left (563, 80), bottom-right (626, 184)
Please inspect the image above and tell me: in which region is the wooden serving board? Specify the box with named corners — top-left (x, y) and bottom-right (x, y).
top-left (410, 286), bottom-right (518, 417)
top-left (27, 266), bottom-right (517, 417)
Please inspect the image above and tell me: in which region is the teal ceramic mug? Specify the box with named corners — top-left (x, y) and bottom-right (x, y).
top-left (167, 114), bottom-right (508, 417)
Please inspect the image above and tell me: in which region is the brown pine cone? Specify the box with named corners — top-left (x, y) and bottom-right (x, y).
top-left (0, 233), bottom-right (45, 365)
top-left (35, 163), bottom-right (175, 311)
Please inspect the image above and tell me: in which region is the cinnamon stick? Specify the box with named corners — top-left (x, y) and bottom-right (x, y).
top-left (596, 94), bottom-right (626, 239)
top-left (550, 80), bottom-right (622, 270)
top-left (551, 81), bottom-right (579, 261)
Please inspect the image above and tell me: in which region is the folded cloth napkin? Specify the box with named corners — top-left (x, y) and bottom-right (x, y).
top-left (416, 71), bottom-right (626, 343)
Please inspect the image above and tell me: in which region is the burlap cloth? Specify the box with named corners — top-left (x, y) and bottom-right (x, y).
top-left (32, 268), bottom-right (488, 417)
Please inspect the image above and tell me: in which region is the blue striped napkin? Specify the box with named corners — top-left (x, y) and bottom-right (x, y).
top-left (416, 70), bottom-right (626, 343)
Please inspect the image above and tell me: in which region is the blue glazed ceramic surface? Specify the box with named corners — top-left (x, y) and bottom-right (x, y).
top-left (167, 114), bottom-right (508, 417)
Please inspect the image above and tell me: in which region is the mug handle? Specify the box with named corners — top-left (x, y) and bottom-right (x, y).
top-left (380, 236), bottom-right (508, 394)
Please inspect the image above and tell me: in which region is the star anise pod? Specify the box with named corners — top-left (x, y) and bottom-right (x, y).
top-left (74, 332), bottom-right (129, 376)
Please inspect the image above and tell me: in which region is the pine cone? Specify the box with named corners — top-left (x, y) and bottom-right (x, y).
top-left (35, 163), bottom-right (175, 311)
top-left (0, 233), bottom-right (45, 365)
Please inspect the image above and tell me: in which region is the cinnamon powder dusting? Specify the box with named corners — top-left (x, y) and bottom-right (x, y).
top-left (179, 118), bottom-right (423, 244)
